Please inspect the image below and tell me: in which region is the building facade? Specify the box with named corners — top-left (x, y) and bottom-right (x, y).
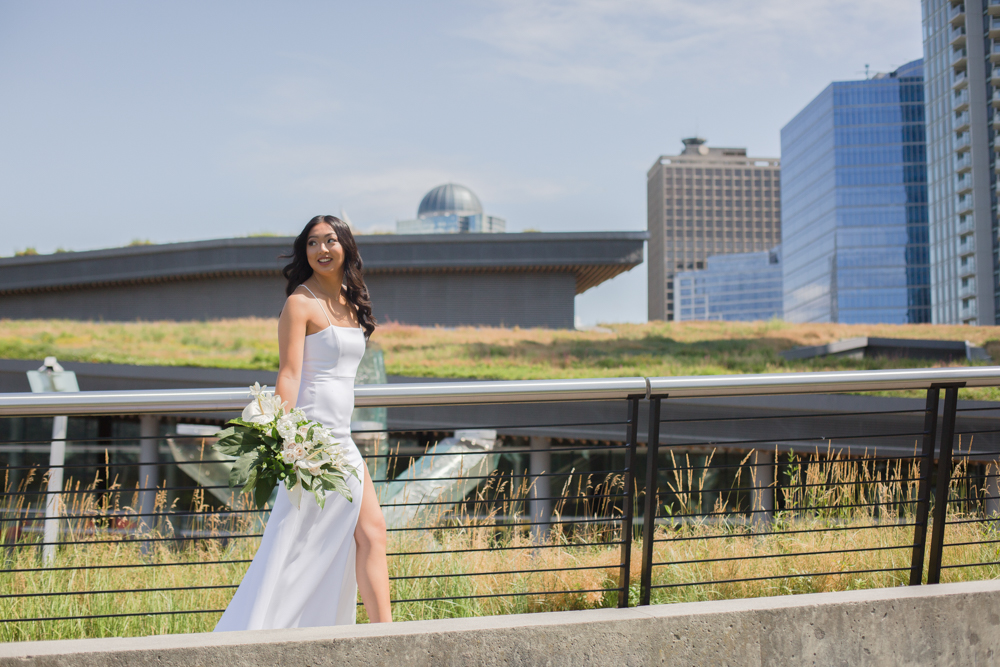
top-left (647, 139), bottom-right (781, 321)
top-left (675, 247), bottom-right (783, 321)
top-left (397, 183), bottom-right (505, 234)
top-left (781, 60), bottom-right (931, 324)
top-left (922, 1), bottom-right (999, 325)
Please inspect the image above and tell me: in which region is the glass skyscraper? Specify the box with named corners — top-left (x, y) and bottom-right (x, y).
top-left (781, 59), bottom-right (930, 324)
top-left (675, 247), bottom-right (783, 321)
top-left (922, 1), bottom-right (999, 325)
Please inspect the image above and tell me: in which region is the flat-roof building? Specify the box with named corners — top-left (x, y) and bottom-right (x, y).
top-left (0, 232), bottom-right (645, 329)
top-left (675, 247), bottom-right (783, 322)
top-left (647, 138), bottom-right (781, 321)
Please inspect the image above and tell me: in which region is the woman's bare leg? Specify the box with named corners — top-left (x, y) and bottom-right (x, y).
top-left (355, 465), bottom-right (392, 622)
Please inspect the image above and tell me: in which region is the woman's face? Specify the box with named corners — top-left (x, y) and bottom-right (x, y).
top-left (306, 222), bottom-right (345, 278)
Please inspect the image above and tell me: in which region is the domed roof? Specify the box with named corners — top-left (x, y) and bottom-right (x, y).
top-left (418, 183), bottom-right (483, 218)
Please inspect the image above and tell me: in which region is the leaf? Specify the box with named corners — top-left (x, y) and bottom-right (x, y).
top-left (229, 452), bottom-right (257, 487)
top-left (241, 466), bottom-right (258, 495)
top-left (254, 474), bottom-right (275, 510)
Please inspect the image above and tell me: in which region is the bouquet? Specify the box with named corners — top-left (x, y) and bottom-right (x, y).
top-left (213, 383), bottom-right (359, 509)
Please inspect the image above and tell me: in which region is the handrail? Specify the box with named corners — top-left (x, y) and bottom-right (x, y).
top-left (1, 367), bottom-right (999, 417)
top-left (647, 366), bottom-right (1000, 397)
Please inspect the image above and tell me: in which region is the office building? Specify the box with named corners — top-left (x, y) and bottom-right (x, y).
top-left (781, 60), bottom-right (931, 324)
top-left (675, 247), bottom-right (783, 321)
top-left (397, 183), bottom-right (505, 234)
top-left (647, 139), bottom-right (781, 321)
top-left (922, 1), bottom-right (999, 324)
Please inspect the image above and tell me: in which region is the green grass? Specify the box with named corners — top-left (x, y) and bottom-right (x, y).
top-left (2, 318), bottom-right (1000, 400)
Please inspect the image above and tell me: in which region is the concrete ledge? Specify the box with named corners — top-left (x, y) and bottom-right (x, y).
top-left (2, 582), bottom-right (999, 666)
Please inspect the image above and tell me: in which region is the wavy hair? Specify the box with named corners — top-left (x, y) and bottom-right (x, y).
top-left (282, 215), bottom-right (376, 339)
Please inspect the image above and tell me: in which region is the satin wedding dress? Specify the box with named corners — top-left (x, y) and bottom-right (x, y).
top-left (215, 287), bottom-right (367, 631)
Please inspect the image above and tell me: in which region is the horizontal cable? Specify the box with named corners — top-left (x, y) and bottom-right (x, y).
top-left (0, 583), bottom-right (239, 600)
top-left (652, 542), bottom-right (912, 568)
top-left (945, 516), bottom-right (1000, 526)
top-left (652, 453), bottom-right (923, 475)
top-left (386, 586), bottom-right (617, 606)
top-left (660, 407), bottom-right (927, 425)
top-left (390, 563), bottom-right (613, 582)
top-left (370, 468), bottom-right (626, 484)
top-left (649, 498), bottom-right (918, 522)
top-left (386, 516), bottom-right (626, 533)
top-left (661, 430), bottom-right (928, 451)
top-left (942, 538), bottom-right (1000, 548)
top-left (3, 484), bottom-right (232, 497)
top-left (941, 560), bottom-right (1000, 570)
top-left (0, 508), bottom-right (265, 524)
top-left (0, 558), bottom-right (253, 575)
top-left (649, 566), bottom-right (910, 590)
top-left (3, 533), bottom-right (262, 549)
top-left (386, 539), bottom-right (623, 558)
top-left (379, 492), bottom-right (623, 509)
top-left (0, 608), bottom-right (221, 624)
top-left (653, 475), bottom-right (926, 498)
top-left (653, 521), bottom-right (918, 544)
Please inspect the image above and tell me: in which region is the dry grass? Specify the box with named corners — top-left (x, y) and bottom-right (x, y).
top-left (2, 448), bottom-right (999, 641)
top-left (2, 319), bottom-right (999, 398)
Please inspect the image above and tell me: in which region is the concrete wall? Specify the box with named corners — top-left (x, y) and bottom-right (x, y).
top-left (1, 581), bottom-right (997, 666)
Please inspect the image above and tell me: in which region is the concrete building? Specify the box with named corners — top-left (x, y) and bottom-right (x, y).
top-left (0, 232), bottom-right (645, 329)
top-left (647, 138), bottom-right (781, 321)
top-left (781, 60), bottom-right (930, 324)
top-left (922, 1), bottom-right (999, 325)
top-left (674, 247), bottom-right (783, 322)
top-left (396, 184), bottom-right (505, 234)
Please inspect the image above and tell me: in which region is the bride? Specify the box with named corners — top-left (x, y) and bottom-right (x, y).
top-left (215, 215), bottom-right (392, 630)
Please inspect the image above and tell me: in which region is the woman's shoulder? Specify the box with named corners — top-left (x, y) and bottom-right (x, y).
top-left (281, 288), bottom-right (315, 318)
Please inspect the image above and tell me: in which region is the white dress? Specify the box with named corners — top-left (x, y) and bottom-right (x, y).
top-left (215, 288), bottom-right (367, 631)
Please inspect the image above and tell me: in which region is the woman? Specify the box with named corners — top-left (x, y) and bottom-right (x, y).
top-left (215, 215), bottom-right (392, 630)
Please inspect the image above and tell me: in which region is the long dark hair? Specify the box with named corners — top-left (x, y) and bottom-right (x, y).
top-left (282, 215), bottom-right (376, 339)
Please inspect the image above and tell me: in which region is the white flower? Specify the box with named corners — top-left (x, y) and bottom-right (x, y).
top-left (297, 425), bottom-right (310, 438)
top-left (289, 408), bottom-right (306, 422)
top-left (282, 443), bottom-right (306, 463)
top-left (316, 428), bottom-right (337, 446)
top-left (276, 416), bottom-right (297, 441)
top-left (242, 384), bottom-right (285, 425)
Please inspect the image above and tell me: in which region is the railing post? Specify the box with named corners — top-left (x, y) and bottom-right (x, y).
top-left (927, 384), bottom-right (962, 584)
top-left (640, 395), bottom-right (664, 606)
top-left (909, 386), bottom-right (939, 586)
top-left (618, 396), bottom-right (641, 608)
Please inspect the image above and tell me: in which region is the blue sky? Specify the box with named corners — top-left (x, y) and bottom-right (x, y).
top-left (0, 1), bottom-right (922, 325)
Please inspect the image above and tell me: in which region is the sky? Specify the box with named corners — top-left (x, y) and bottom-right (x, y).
top-left (0, 0), bottom-right (923, 325)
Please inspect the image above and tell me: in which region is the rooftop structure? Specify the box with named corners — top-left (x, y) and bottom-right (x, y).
top-left (647, 139), bottom-right (781, 321)
top-left (0, 232), bottom-right (646, 328)
top-left (397, 184), bottom-right (505, 234)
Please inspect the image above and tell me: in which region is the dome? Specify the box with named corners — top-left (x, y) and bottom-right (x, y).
top-left (417, 183), bottom-right (483, 218)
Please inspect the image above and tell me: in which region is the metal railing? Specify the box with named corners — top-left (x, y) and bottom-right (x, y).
top-left (1, 366), bottom-right (1000, 637)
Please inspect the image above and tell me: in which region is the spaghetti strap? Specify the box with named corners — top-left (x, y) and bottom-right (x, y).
top-left (299, 284), bottom-right (334, 328)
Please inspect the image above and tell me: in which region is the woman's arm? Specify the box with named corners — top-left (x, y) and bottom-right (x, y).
top-left (275, 295), bottom-right (308, 411)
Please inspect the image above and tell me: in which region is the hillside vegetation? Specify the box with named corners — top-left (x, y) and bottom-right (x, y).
top-left (2, 318), bottom-right (999, 398)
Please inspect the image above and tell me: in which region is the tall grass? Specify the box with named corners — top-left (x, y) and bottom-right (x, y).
top-left (2, 447), bottom-right (999, 642)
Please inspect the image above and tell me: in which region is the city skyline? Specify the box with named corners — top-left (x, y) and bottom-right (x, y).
top-left (0, 1), bottom-right (923, 326)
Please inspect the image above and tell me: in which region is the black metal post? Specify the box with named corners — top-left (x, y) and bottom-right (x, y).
top-left (618, 396), bottom-right (641, 608)
top-left (640, 396), bottom-right (664, 606)
top-left (927, 384), bottom-right (962, 585)
top-left (909, 386), bottom-right (940, 586)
